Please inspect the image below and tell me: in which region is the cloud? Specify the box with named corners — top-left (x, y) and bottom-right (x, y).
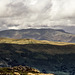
top-left (0, 0), bottom-right (75, 30)
top-left (50, 0), bottom-right (75, 19)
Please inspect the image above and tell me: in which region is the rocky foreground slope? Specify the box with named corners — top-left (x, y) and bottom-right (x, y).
top-left (0, 38), bottom-right (75, 75)
top-left (0, 65), bottom-right (54, 75)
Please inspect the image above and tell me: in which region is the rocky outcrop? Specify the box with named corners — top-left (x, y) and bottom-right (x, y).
top-left (27, 73), bottom-right (54, 75)
top-left (0, 65), bottom-right (54, 75)
top-left (9, 65), bottom-right (40, 73)
top-left (14, 72), bottom-right (20, 75)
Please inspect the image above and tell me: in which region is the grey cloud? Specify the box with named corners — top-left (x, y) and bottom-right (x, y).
top-left (0, 0), bottom-right (75, 30)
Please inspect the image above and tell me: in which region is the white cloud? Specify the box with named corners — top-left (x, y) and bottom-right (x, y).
top-left (0, 0), bottom-right (75, 30)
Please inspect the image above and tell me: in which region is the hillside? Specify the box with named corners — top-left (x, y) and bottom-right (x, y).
top-left (0, 38), bottom-right (75, 75)
top-left (0, 38), bottom-right (75, 45)
top-left (0, 29), bottom-right (75, 43)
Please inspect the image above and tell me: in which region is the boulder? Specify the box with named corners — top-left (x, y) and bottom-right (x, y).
top-left (14, 72), bottom-right (20, 75)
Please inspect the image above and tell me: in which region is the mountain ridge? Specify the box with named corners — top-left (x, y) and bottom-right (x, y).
top-left (0, 28), bottom-right (75, 43)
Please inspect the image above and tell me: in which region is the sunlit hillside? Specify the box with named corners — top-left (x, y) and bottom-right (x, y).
top-left (0, 38), bottom-right (75, 45)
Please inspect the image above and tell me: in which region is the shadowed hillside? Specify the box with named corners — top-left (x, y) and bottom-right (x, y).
top-left (0, 38), bottom-right (75, 75)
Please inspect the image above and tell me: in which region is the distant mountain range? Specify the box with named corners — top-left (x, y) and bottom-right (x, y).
top-left (0, 38), bottom-right (75, 75)
top-left (0, 28), bottom-right (75, 43)
top-left (52, 26), bottom-right (75, 34)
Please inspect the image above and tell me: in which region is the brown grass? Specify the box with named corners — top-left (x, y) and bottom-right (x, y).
top-left (0, 38), bottom-right (74, 45)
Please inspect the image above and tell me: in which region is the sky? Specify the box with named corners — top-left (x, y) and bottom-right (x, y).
top-left (0, 0), bottom-right (75, 31)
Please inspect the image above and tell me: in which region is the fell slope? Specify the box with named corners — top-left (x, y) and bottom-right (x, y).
top-left (0, 29), bottom-right (75, 42)
top-left (0, 38), bottom-right (75, 45)
top-left (0, 38), bottom-right (75, 75)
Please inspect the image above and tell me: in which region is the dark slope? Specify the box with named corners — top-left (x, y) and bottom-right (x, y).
top-left (0, 43), bottom-right (75, 74)
top-left (0, 29), bottom-right (75, 42)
